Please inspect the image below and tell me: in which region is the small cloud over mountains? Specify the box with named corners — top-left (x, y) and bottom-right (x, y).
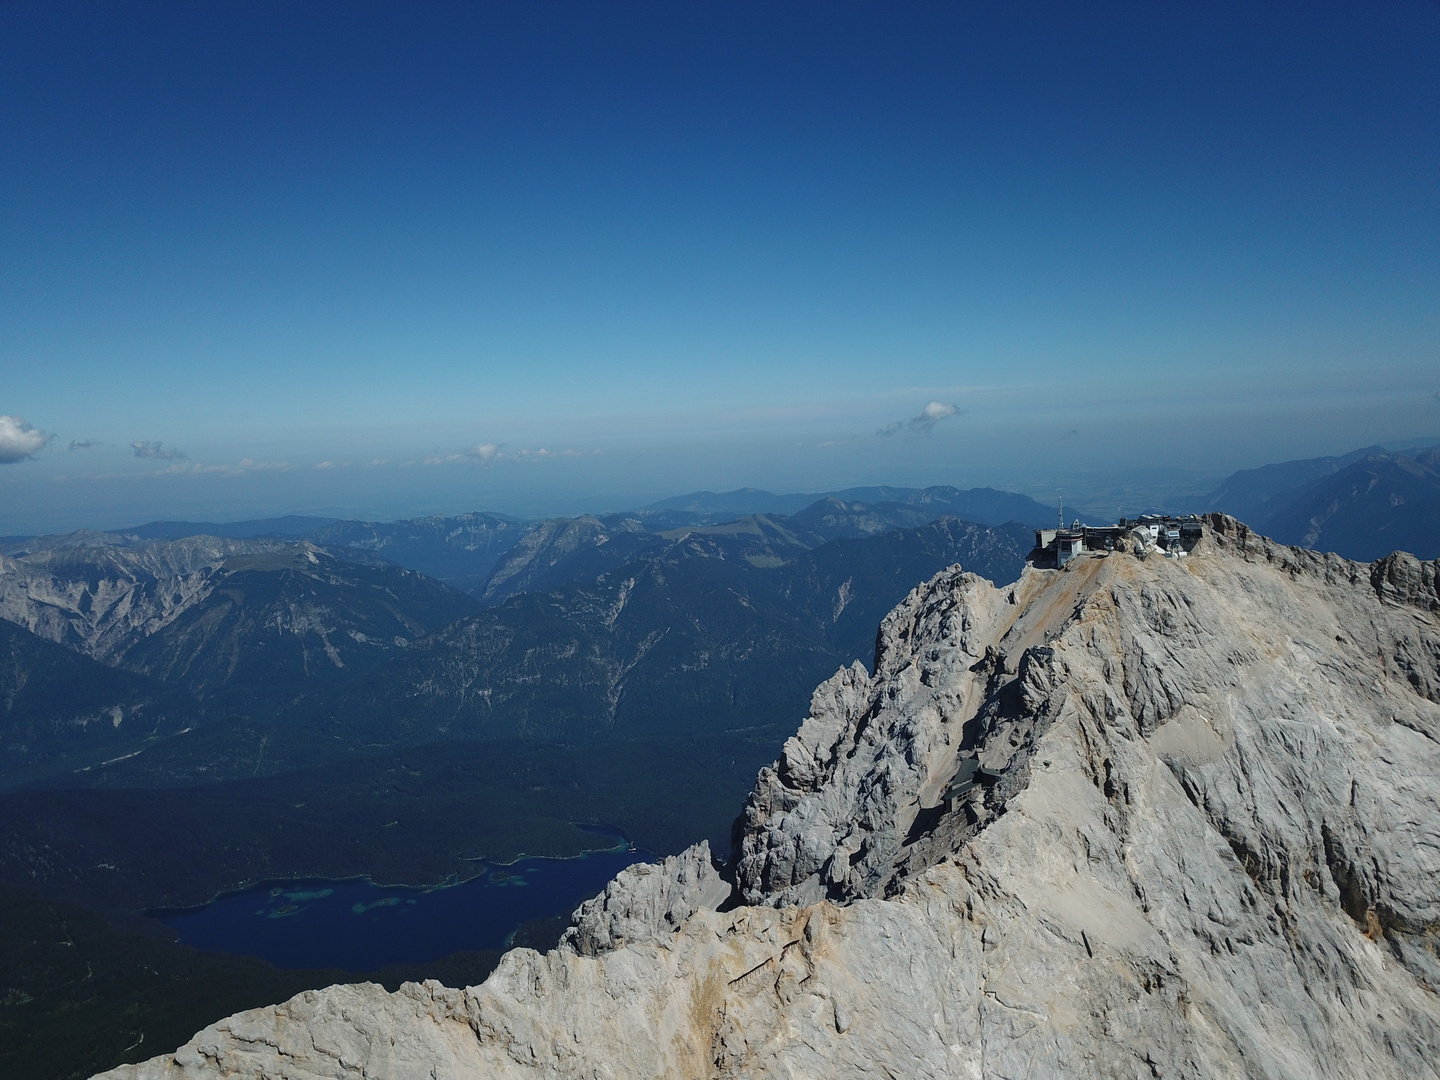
top-left (502, 446), bottom-right (599, 461)
top-left (158, 458), bottom-right (292, 476)
top-left (466, 443), bottom-right (500, 463)
top-left (0, 415), bottom-right (52, 463)
top-left (133, 440), bottom-right (186, 460)
top-left (419, 443), bottom-right (599, 466)
top-left (68, 438), bottom-right (99, 450)
top-left (877, 401), bottom-right (962, 437)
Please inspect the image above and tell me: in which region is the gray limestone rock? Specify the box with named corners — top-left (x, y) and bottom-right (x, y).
top-left (97, 516), bottom-right (1440, 1079)
top-left (560, 840), bottom-right (732, 956)
top-left (0, 536), bottom-right (284, 661)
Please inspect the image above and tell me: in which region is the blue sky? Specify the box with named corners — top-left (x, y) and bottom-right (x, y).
top-left (3, 1), bottom-right (1437, 531)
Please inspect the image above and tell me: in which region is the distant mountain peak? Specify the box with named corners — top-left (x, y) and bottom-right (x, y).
top-left (1208, 440), bottom-right (1440, 560)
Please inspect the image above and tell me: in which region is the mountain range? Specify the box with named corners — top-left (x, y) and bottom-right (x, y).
top-left (3, 460), bottom-right (1439, 1079)
top-left (0, 488), bottom-right (1040, 1078)
top-left (94, 515), bottom-right (1440, 1079)
top-left (0, 493), bottom-right (1035, 791)
top-left (1207, 443), bottom-right (1440, 560)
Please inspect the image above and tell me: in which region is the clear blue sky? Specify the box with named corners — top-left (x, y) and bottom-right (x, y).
top-left (3, 1), bottom-right (1437, 531)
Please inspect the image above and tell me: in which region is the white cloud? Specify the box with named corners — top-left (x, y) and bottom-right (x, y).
top-left (235, 459), bottom-right (293, 473)
top-left (877, 401), bottom-right (963, 437)
top-left (68, 438), bottom-right (99, 451)
top-left (466, 442), bottom-right (500, 462)
top-left (0, 415), bottom-right (52, 463)
top-left (132, 440), bottom-right (186, 460)
top-left (150, 459), bottom-right (293, 477)
top-left (416, 442), bottom-right (597, 467)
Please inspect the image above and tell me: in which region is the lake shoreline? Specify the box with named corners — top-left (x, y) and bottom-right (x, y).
top-left (148, 828), bottom-right (656, 971)
top-left (143, 822), bottom-right (638, 920)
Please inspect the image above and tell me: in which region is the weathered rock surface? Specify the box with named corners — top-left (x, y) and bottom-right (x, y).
top-left (560, 840), bottom-right (732, 957)
top-left (99, 515), bottom-right (1440, 1079)
top-left (478, 514), bottom-right (660, 604)
top-left (0, 536), bottom-right (284, 662)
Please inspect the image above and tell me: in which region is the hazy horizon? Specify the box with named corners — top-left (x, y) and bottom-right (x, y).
top-left (5, 2), bottom-right (1437, 533)
top-left (8, 431), bottom-right (1440, 538)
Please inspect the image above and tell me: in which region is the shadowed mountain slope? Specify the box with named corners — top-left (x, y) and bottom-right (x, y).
top-left (0, 619), bottom-right (202, 790)
top-left (125, 513), bottom-right (531, 592)
top-left (315, 517), bottom-right (1031, 754)
top-left (1259, 448), bottom-right (1440, 561)
top-left (336, 554), bottom-right (841, 747)
top-left (1204, 445), bottom-right (1390, 526)
top-left (5, 513), bottom-right (528, 604)
top-left (117, 546), bottom-right (479, 714)
top-left (478, 491), bottom-right (1040, 607)
top-left (1207, 443), bottom-right (1440, 561)
top-left (0, 536), bottom-right (288, 662)
top-left (476, 515), bottom-right (665, 604)
top-left (779, 517), bottom-right (1035, 663)
top-left (22, 517), bottom-right (1028, 789)
top-left (476, 510), bottom-right (827, 606)
top-left (298, 513), bottom-right (528, 592)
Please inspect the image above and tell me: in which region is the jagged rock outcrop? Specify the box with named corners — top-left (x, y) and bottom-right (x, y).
top-left (98, 514), bottom-right (1440, 1079)
top-left (560, 840), bottom-right (732, 956)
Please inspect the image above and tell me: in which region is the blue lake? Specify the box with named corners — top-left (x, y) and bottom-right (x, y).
top-left (154, 830), bottom-right (654, 971)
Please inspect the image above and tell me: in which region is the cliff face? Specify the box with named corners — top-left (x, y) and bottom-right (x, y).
top-left (98, 516), bottom-right (1440, 1079)
top-left (0, 537), bottom-right (285, 662)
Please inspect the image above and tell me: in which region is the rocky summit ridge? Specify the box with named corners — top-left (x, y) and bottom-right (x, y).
top-left (98, 515), bottom-right (1440, 1079)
